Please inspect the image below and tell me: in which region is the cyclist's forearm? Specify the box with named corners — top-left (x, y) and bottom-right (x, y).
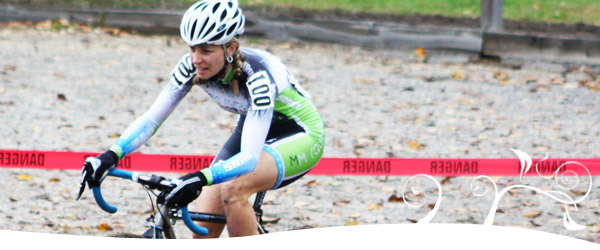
top-left (110, 80), bottom-right (192, 159)
top-left (200, 151), bottom-right (257, 185)
top-left (110, 114), bottom-right (161, 159)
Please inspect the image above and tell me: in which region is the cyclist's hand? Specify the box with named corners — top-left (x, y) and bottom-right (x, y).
top-left (164, 171), bottom-right (207, 208)
top-left (78, 150), bottom-right (119, 199)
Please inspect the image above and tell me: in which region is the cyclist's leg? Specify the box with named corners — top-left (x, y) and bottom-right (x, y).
top-left (218, 150), bottom-right (278, 237)
top-left (192, 185), bottom-right (226, 238)
top-left (192, 150), bottom-right (277, 238)
top-left (218, 127), bottom-right (324, 236)
top-left (192, 121), bottom-right (242, 239)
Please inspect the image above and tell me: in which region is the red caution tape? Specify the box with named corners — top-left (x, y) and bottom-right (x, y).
top-left (1, 149), bottom-right (599, 176)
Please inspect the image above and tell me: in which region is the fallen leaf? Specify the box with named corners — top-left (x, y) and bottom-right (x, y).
top-left (523, 211), bottom-right (542, 218)
top-left (59, 189), bottom-right (71, 199)
top-left (305, 180), bottom-right (318, 187)
top-left (415, 47), bottom-right (426, 60)
top-left (494, 71), bottom-right (509, 81)
top-left (104, 27), bottom-right (122, 36)
top-left (328, 182), bottom-right (341, 187)
top-left (530, 220), bottom-right (541, 227)
top-left (17, 174), bottom-right (32, 181)
top-left (525, 77), bottom-right (538, 84)
top-left (388, 194), bottom-right (405, 203)
top-left (261, 215), bottom-right (280, 224)
top-left (408, 140), bottom-right (424, 150)
top-left (352, 78), bottom-right (373, 84)
top-left (349, 213), bottom-right (361, 218)
top-left (367, 203), bottom-right (384, 211)
top-left (58, 124), bottom-right (73, 129)
top-left (49, 177), bottom-right (61, 182)
top-left (333, 199), bottom-right (351, 206)
top-left (451, 72), bottom-right (465, 80)
top-left (293, 215), bottom-right (310, 221)
top-left (441, 177), bottom-right (453, 185)
top-left (97, 223), bottom-right (113, 232)
top-left (551, 78), bottom-right (566, 85)
top-left (3, 65), bottom-right (16, 71)
top-left (345, 221), bottom-right (358, 226)
top-left (570, 189), bottom-right (588, 196)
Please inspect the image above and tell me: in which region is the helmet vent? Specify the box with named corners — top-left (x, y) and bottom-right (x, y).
top-left (220, 10), bottom-right (228, 21)
top-left (213, 3), bottom-right (221, 13)
top-left (205, 23), bottom-right (216, 35)
top-left (226, 23), bottom-right (237, 36)
top-left (210, 30), bottom-right (225, 42)
top-left (194, 1), bottom-right (207, 10)
top-left (189, 19), bottom-right (198, 42)
top-left (198, 18), bottom-right (209, 40)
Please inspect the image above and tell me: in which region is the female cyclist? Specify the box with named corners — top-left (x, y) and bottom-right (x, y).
top-left (80, 0), bottom-right (325, 238)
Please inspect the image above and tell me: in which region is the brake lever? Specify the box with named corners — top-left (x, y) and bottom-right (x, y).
top-left (76, 164), bottom-right (95, 200)
top-left (171, 208), bottom-right (179, 225)
top-left (76, 169), bottom-right (91, 200)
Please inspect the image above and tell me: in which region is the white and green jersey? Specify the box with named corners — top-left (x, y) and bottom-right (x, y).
top-left (110, 48), bottom-right (325, 188)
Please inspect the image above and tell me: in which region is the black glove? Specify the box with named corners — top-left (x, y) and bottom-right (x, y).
top-left (164, 171), bottom-right (207, 208)
top-left (82, 150), bottom-right (118, 187)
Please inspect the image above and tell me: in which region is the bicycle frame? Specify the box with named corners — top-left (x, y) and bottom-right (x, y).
top-left (92, 168), bottom-right (268, 238)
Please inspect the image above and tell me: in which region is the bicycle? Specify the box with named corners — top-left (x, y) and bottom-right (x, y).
top-left (80, 168), bottom-right (270, 238)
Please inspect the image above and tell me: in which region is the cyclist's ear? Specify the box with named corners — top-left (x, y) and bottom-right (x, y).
top-left (226, 40), bottom-right (239, 58)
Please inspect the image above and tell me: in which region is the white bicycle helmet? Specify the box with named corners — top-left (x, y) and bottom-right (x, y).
top-left (180, 0), bottom-right (245, 46)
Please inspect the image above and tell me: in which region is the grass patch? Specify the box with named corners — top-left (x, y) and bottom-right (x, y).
top-left (3, 0), bottom-right (600, 25)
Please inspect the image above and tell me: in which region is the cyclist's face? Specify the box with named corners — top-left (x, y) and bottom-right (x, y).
top-left (189, 44), bottom-right (225, 80)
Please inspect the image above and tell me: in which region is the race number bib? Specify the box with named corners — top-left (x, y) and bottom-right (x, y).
top-left (246, 71), bottom-right (274, 110)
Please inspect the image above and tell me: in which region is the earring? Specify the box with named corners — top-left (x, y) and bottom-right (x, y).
top-left (226, 55), bottom-right (234, 63)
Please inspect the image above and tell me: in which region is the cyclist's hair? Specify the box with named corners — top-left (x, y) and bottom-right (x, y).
top-left (193, 38), bottom-right (244, 96)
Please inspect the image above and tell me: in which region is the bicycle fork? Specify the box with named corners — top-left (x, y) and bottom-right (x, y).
top-left (142, 205), bottom-right (177, 239)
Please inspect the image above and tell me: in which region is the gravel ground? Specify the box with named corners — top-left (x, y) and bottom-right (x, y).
top-left (0, 21), bottom-right (599, 242)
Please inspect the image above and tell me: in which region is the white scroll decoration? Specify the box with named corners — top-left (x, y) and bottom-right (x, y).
top-left (402, 174), bottom-right (442, 224)
top-left (471, 149), bottom-right (591, 231)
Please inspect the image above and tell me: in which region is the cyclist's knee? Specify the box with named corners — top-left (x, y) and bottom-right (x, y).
top-left (219, 180), bottom-right (250, 205)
